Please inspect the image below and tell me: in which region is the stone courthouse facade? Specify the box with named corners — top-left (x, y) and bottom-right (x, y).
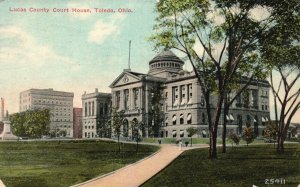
top-left (110, 50), bottom-right (270, 138)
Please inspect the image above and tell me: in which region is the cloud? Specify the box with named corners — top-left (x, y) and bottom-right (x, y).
top-left (88, 13), bottom-right (127, 44)
top-left (0, 25), bottom-right (75, 66)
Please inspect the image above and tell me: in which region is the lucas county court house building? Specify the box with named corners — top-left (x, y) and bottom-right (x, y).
top-left (108, 50), bottom-right (270, 139)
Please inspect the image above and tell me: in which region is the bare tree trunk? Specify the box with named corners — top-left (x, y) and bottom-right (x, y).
top-left (222, 94), bottom-right (229, 153)
top-left (222, 119), bottom-right (227, 153)
top-left (211, 129), bottom-right (218, 158)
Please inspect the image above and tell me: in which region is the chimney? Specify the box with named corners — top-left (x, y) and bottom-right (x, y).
top-left (95, 88), bottom-right (98, 93)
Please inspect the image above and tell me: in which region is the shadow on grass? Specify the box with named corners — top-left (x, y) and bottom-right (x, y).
top-left (142, 144), bottom-right (300, 187)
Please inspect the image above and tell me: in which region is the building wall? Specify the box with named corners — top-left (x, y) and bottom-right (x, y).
top-left (19, 88), bottom-right (74, 137)
top-left (109, 51), bottom-right (270, 139)
top-left (73, 108), bottom-right (82, 138)
top-left (81, 89), bottom-right (111, 139)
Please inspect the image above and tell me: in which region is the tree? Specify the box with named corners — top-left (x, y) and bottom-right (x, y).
top-left (263, 122), bottom-right (277, 146)
top-left (150, 0), bottom-right (294, 158)
top-left (131, 118), bottom-right (141, 152)
top-left (259, 1), bottom-right (300, 152)
top-left (150, 83), bottom-right (164, 138)
top-left (242, 126), bottom-right (255, 146)
top-left (227, 132), bottom-right (241, 147)
top-left (186, 127), bottom-right (198, 147)
top-left (10, 109), bottom-right (50, 138)
top-left (111, 109), bottom-right (125, 153)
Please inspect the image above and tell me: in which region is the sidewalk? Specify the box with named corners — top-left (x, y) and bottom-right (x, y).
top-left (74, 144), bottom-right (208, 187)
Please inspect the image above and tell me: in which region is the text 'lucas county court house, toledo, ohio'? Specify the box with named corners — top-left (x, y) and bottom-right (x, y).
top-left (19, 49), bottom-right (270, 139)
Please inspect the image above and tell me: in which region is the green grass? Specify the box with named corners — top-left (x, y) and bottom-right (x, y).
top-left (142, 137), bottom-right (265, 145)
top-left (142, 144), bottom-right (300, 187)
top-left (0, 140), bottom-right (158, 187)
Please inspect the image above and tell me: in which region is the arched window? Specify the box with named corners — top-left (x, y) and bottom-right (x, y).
top-left (180, 114), bottom-right (184, 124)
top-left (187, 113), bottom-right (192, 124)
top-left (254, 115), bottom-right (259, 136)
top-left (202, 113), bottom-right (206, 124)
top-left (123, 119), bottom-right (129, 137)
top-left (85, 103), bottom-right (87, 117)
top-left (237, 115), bottom-right (243, 134)
top-left (172, 115), bottom-right (177, 125)
top-left (246, 115), bottom-right (251, 127)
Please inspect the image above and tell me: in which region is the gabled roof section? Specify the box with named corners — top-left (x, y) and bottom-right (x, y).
top-left (109, 71), bottom-right (145, 88)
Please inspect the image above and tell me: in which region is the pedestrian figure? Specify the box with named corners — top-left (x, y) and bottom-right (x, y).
top-left (202, 129), bottom-right (207, 138)
top-left (158, 139), bottom-right (161, 145)
top-left (179, 139), bottom-right (182, 150)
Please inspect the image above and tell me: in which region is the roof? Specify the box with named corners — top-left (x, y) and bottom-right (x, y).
top-left (149, 49), bottom-right (184, 65)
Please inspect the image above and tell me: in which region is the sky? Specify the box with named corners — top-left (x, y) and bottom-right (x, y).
top-left (0, 0), bottom-right (299, 123)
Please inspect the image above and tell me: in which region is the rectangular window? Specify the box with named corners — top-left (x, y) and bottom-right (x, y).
top-left (100, 103), bottom-right (104, 116)
top-left (134, 88), bottom-right (139, 109)
top-left (180, 85), bottom-right (186, 105)
top-left (172, 86), bottom-right (178, 106)
top-left (116, 91), bottom-right (120, 109)
top-left (187, 84), bottom-right (192, 104)
top-left (104, 103), bottom-right (108, 115)
top-left (85, 103), bottom-right (87, 117)
top-left (124, 89), bottom-right (129, 110)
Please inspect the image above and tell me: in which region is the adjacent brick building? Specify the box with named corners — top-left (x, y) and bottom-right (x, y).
top-left (19, 88), bottom-right (74, 137)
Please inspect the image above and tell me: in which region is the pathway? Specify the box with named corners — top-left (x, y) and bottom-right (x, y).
top-left (73, 144), bottom-right (208, 187)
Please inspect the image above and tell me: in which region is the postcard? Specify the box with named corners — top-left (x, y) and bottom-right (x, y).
top-left (0, 0), bottom-right (299, 187)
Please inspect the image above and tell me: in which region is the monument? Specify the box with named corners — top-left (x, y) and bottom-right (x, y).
top-left (0, 98), bottom-right (18, 140)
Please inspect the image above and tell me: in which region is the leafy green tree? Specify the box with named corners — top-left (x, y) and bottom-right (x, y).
top-left (111, 109), bottom-right (125, 153)
top-left (242, 127), bottom-right (255, 146)
top-left (9, 112), bottom-right (26, 137)
top-left (131, 118), bottom-right (141, 152)
top-left (186, 127), bottom-right (198, 147)
top-left (10, 109), bottom-right (50, 138)
top-left (150, 0), bottom-right (298, 158)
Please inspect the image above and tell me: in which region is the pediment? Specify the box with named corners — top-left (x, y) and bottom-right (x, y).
top-left (109, 72), bottom-right (142, 88)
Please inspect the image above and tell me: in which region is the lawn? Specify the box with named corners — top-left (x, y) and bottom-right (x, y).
top-left (142, 144), bottom-right (300, 187)
top-left (0, 140), bottom-right (158, 187)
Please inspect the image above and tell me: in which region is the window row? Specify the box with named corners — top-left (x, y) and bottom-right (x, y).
top-left (115, 88), bottom-right (140, 110)
top-left (84, 125), bottom-right (94, 129)
top-left (150, 62), bottom-right (181, 69)
top-left (54, 119), bottom-right (71, 122)
top-left (166, 113), bottom-right (192, 126)
top-left (84, 132), bottom-right (95, 138)
top-left (172, 84), bottom-right (193, 106)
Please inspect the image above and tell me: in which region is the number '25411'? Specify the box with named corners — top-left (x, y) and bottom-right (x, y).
top-left (265, 178), bottom-right (286, 185)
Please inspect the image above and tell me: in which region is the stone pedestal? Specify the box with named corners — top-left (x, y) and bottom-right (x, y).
top-left (0, 120), bottom-right (18, 140)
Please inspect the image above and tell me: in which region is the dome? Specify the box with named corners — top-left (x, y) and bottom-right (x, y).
top-left (149, 50), bottom-right (184, 65)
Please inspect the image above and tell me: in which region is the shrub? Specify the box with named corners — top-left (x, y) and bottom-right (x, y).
top-left (228, 133), bottom-right (241, 146)
top-left (242, 127), bottom-right (255, 146)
